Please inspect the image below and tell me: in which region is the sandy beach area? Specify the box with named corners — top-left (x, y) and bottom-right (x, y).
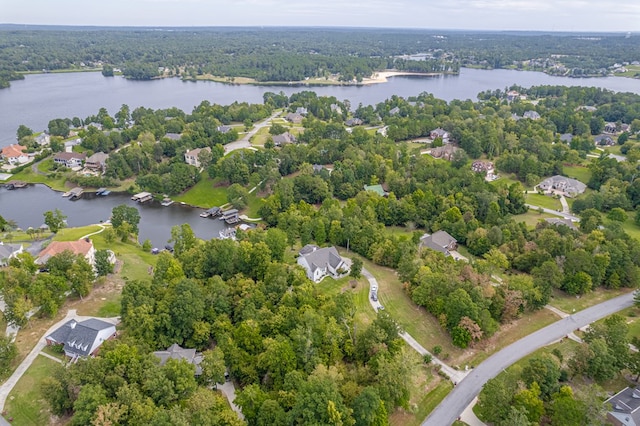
top-left (360, 70), bottom-right (440, 85)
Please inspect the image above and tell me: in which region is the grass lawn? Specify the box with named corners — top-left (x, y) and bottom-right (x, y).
top-left (563, 165), bottom-right (592, 184)
top-left (36, 158), bottom-right (55, 174)
top-left (3, 355), bottom-right (59, 426)
top-left (513, 210), bottom-right (556, 229)
top-left (173, 172), bottom-right (228, 208)
top-left (53, 224), bottom-right (103, 241)
top-left (621, 212), bottom-right (640, 241)
top-left (525, 193), bottom-right (562, 210)
top-left (315, 274), bottom-right (376, 329)
top-left (548, 287), bottom-right (633, 314)
top-left (9, 166), bottom-right (69, 192)
top-left (250, 126), bottom-right (271, 146)
top-left (244, 191), bottom-right (264, 219)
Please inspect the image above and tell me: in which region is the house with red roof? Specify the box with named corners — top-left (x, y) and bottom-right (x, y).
top-left (1, 144), bottom-right (29, 165)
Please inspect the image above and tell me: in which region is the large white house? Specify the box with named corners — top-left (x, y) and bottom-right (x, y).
top-left (184, 147), bottom-right (211, 168)
top-left (1, 144), bottom-right (29, 165)
top-left (297, 245), bottom-right (349, 283)
top-left (45, 318), bottom-right (117, 359)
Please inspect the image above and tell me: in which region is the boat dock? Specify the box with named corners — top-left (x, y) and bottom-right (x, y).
top-left (220, 208), bottom-right (240, 224)
top-left (131, 192), bottom-right (153, 203)
top-left (161, 197), bottom-right (174, 207)
top-left (200, 206), bottom-right (222, 218)
top-left (68, 187), bottom-right (84, 199)
top-left (4, 180), bottom-right (27, 190)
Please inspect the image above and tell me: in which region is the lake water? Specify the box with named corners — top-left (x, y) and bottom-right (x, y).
top-left (0, 184), bottom-right (228, 248)
top-left (2, 68), bottom-right (640, 147)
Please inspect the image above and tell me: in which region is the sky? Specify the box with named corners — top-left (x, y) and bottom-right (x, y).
top-left (2, 0), bottom-right (639, 32)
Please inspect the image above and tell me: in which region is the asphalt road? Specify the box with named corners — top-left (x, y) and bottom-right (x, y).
top-left (422, 292), bottom-right (635, 426)
top-left (525, 203), bottom-right (580, 221)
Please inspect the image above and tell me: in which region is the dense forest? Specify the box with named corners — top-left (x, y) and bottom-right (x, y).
top-left (0, 26), bottom-right (638, 87)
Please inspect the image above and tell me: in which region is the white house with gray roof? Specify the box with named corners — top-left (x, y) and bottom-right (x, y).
top-left (0, 242), bottom-right (23, 267)
top-left (538, 175), bottom-right (586, 198)
top-left (45, 318), bottom-right (116, 359)
top-left (297, 246), bottom-right (349, 283)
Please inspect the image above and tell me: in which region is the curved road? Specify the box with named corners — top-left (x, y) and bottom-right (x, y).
top-left (422, 292), bottom-right (634, 426)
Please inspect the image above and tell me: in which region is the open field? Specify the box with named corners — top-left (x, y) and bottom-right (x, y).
top-left (563, 164), bottom-right (592, 184)
top-left (173, 172), bottom-right (228, 208)
top-left (513, 210), bottom-right (556, 229)
top-left (3, 355), bottom-right (59, 426)
top-left (525, 193), bottom-right (562, 210)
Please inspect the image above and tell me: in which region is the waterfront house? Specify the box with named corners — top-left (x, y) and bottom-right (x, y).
top-left (1, 144), bottom-right (29, 165)
top-left (36, 238), bottom-right (96, 267)
top-left (34, 133), bottom-right (50, 146)
top-left (184, 147), bottom-right (211, 168)
top-left (53, 152), bottom-right (86, 168)
top-left (45, 318), bottom-right (117, 359)
top-left (85, 152), bottom-right (109, 171)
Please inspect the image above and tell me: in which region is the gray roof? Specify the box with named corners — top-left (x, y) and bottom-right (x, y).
top-left (153, 343), bottom-right (203, 375)
top-left (538, 175), bottom-right (586, 195)
top-left (523, 110), bottom-right (541, 119)
top-left (420, 230), bottom-right (457, 255)
top-left (272, 132), bottom-right (296, 145)
top-left (545, 217), bottom-right (578, 231)
top-left (164, 133), bottom-right (182, 140)
top-left (0, 243), bottom-right (21, 261)
top-left (300, 246), bottom-right (343, 273)
top-left (299, 244), bottom-right (319, 256)
top-left (217, 125), bottom-right (232, 134)
top-left (86, 152), bottom-right (109, 164)
top-left (46, 318), bottom-right (115, 358)
top-left (559, 133), bottom-right (573, 143)
top-left (606, 387), bottom-right (640, 426)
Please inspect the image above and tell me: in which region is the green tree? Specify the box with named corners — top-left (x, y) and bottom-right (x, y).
top-left (521, 354), bottom-right (561, 399)
top-left (111, 204), bottom-right (141, 234)
top-left (200, 347), bottom-right (226, 386)
top-left (17, 125), bottom-right (33, 140)
top-left (513, 382), bottom-right (544, 424)
top-left (227, 183), bottom-right (250, 210)
top-left (476, 371), bottom-right (518, 423)
top-left (95, 249), bottom-right (114, 276)
top-left (350, 258), bottom-right (363, 279)
top-left (169, 223), bottom-right (197, 258)
top-left (67, 257), bottom-right (95, 298)
top-left (71, 384), bottom-right (109, 426)
top-left (0, 336), bottom-right (18, 375)
top-left (44, 209), bottom-right (67, 233)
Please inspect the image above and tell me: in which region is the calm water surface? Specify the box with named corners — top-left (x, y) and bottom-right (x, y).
top-left (0, 184), bottom-right (228, 248)
top-left (2, 68), bottom-right (640, 146)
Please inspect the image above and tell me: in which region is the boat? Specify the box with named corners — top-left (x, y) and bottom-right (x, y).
top-left (99, 190), bottom-right (111, 196)
top-left (62, 191), bottom-right (72, 197)
top-left (96, 188), bottom-right (107, 195)
top-left (131, 192), bottom-right (153, 202)
top-left (161, 197), bottom-right (174, 207)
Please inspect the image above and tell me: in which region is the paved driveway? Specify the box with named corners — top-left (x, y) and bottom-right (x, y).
top-left (422, 292), bottom-right (634, 426)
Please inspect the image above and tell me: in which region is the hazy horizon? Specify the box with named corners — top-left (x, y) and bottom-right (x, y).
top-left (3, 0), bottom-right (639, 33)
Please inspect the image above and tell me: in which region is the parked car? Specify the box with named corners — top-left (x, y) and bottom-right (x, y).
top-left (371, 293), bottom-right (378, 302)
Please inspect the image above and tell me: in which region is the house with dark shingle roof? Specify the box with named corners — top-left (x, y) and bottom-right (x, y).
top-left (285, 113), bottom-right (304, 124)
top-left (45, 318), bottom-right (116, 359)
top-left (559, 133), bottom-right (573, 144)
top-left (420, 231), bottom-right (458, 257)
top-left (297, 246), bottom-right (349, 283)
top-left (272, 132), bottom-right (296, 146)
top-left (153, 343), bottom-right (203, 375)
top-left (216, 125), bottom-right (232, 134)
top-left (595, 134), bottom-right (615, 146)
top-left (605, 387), bottom-right (640, 426)
top-left (85, 152), bottom-right (109, 171)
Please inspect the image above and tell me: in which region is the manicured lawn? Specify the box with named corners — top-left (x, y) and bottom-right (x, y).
top-left (563, 165), bottom-right (592, 184)
top-left (250, 126), bottom-right (271, 146)
top-left (53, 224), bottom-right (104, 241)
top-left (621, 212), bottom-right (640, 241)
top-left (36, 158), bottom-right (54, 174)
top-left (526, 193), bottom-right (562, 210)
top-left (91, 232), bottom-right (157, 282)
top-left (3, 355), bottom-right (59, 426)
top-left (173, 172), bottom-right (229, 208)
top-left (244, 191), bottom-right (264, 219)
top-left (548, 287), bottom-right (633, 314)
top-left (315, 273), bottom-right (376, 329)
top-left (9, 166), bottom-right (69, 191)
top-left (512, 210), bottom-right (555, 229)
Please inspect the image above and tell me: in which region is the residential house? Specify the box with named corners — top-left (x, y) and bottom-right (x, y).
top-left (36, 238), bottom-right (96, 267)
top-left (1, 144), bottom-right (29, 165)
top-left (297, 246), bottom-right (349, 283)
top-left (419, 231), bottom-right (458, 257)
top-left (295, 107), bottom-right (308, 116)
top-left (345, 118), bottom-right (363, 127)
top-left (506, 90), bottom-right (526, 102)
top-left (471, 161), bottom-right (494, 173)
top-left (538, 175), bottom-right (586, 197)
top-left (595, 134), bottom-right (615, 146)
top-left (53, 152), bottom-right (86, 168)
top-left (377, 126), bottom-right (389, 137)
top-left (429, 144), bottom-right (459, 161)
top-left (216, 125), bottom-right (232, 134)
top-left (34, 133), bottom-right (50, 146)
top-left (389, 106), bottom-right (400, 116)
top-left (184, 147), bottom-right (211, 168)
top-left (164, 133), bottom-right (182, 141)
top-left (545, 218), bottom-right (578, 231)
top-left (605, 387), bottom-right (640, 426)
top-left (605, 122), bottom-right (618, 134)
top-left (312, 164), bottom-right (325, 174)
top-left (154, 344), bottom-right (203, 375)
top-left (272, 132), bottom-right (297, 146)
top-left (576, 105), bottom-right (597, 112)
top-left (523, 110), bottom-right (541, 120)
top-left (64, 138), bottom-right (82, 153)
top-left (620, 124), bottom-right (631, 133)
top-left (330, 104), bottom-right (343, 114)
top-left (85, 152), bottom-right (109, 171)
top-left (559, 133), bottom-right (573, 144)
top-left (285, 113), bottom-right (304, 124)
top-left (430, 128), bottom-right (449, 141)
top-left (45, 318), bottom-right (117, 359)
top-left (0, 242), bottom-right (23, 267)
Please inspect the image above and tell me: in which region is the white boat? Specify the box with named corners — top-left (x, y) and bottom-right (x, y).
top-left (161, 198), bottom-right (174, 207)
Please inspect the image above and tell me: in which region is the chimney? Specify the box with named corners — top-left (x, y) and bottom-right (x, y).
top-left (69, 320), bottom-right (77, 329)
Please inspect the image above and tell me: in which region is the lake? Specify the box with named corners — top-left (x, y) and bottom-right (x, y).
top-left (0, 184), bottom-right (228, 248)
top-left (2, 68), bottom-right (640, 147)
